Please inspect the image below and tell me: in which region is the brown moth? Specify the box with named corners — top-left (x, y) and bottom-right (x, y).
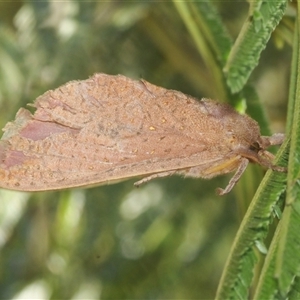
top-left (0, 73), bottom-right (285, 195)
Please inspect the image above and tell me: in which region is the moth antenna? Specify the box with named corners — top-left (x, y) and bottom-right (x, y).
top-left (257, 150), bottom-right (287, 173)
top-left (138, 79), bottom-right (155, 96)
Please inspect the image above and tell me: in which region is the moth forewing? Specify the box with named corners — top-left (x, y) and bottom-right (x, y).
top-left (0, 73), bottom-right (285, 194)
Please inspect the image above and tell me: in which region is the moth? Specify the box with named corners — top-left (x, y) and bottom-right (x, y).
top-left (0, 73), bottom-right (285, 195)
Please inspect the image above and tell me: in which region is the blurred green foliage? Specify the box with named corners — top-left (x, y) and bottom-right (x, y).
top-left (0, 1), bottom-right (291, 299)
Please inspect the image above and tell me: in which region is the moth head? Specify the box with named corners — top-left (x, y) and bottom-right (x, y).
top-left (224, 114), bottom-right (261, 149)
top-left (225, 116), bottom-right (286, 172)
top-left (244, 134), bottom-right (286, 172)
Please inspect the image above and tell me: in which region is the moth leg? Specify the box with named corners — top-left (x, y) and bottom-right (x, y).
top-left (257, 150), bottom-right (287, 173)
top-left (217, 158), bottom-right (249, 195)
top-left (267, 133), bottom-right (285, 146)
top-left (134, 171), bottom-right (176, 186)
top-left (260, 133), bottom-right (285, 147)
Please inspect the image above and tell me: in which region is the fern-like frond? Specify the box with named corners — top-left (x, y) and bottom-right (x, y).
top-left (215, 139), bottom-right (288, 299)
top-left (274, 9), bottom-right (300, 294)
top-left (252, 215), bottom-right (282, 299)
top-left (225, 0), bottom-right (287, 93)
top-left (187, 1), bottom-right (232, 66)
top-left (287, 276), bottom-right (300, 299)
top-left (173, 1), bottom-right (232, 101)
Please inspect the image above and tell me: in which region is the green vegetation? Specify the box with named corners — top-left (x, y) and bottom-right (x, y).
top-left (0, 1), bottom-right (294, 299)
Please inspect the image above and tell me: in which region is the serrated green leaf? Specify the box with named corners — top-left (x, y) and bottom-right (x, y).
top-left (188, 1), bottom-right (232, 65)
top-left (272, 10), bottom-right (300, 296)
top-left (173, 0), bottom-right (231, 101)
top-left (224, 0), bottom-right (288, 93)
top-left (215, 139), bottom-right (288, 300)
top-left (288, 276), bottom-right (300, 300)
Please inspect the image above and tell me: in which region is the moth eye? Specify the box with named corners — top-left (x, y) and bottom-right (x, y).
top-left (249, 142), bottom-right (260, 152)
